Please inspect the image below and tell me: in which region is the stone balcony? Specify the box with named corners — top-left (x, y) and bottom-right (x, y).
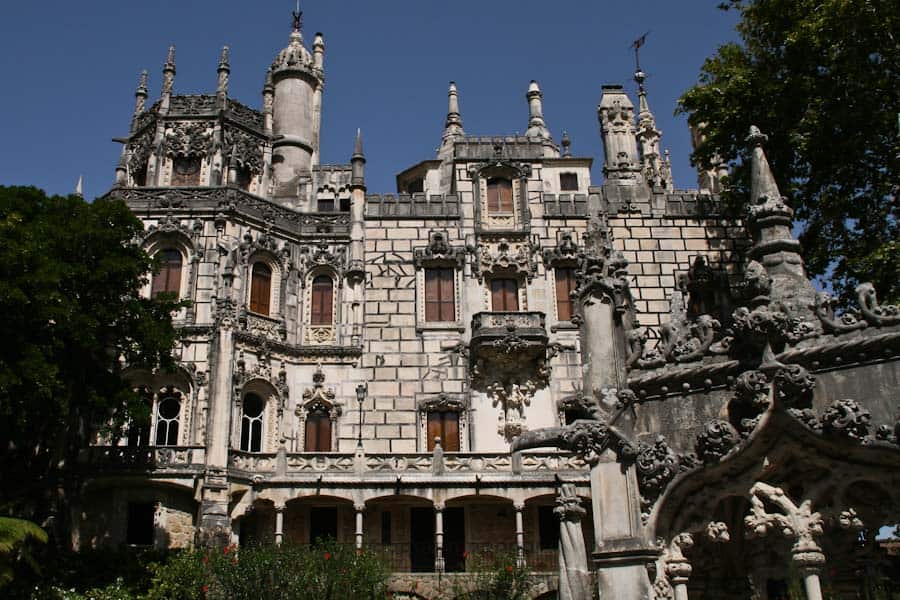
top-left (79, 446), bottom-right (206, 474)
top-left (469, 311), bottom-right (548, 368)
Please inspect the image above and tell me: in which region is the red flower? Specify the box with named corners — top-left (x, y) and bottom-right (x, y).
top-left (232, 557), bottom-right (238, 565)
top-left (202, 554), bottom-right (209, 564)
top-left (462, 551), bottom-right (468, 558)
top-left (202, 584), bottom-right (209, 593)
top-left (505, 565), bottom-right (513, 573)
top-left (223, 545), bottom-right (230, 555)
top-left (324, 551), bottom-right (332, 560)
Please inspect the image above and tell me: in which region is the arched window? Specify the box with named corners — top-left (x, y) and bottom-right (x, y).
top-left (240, 394), bottom-right (264, 453)
top-left (151, 249), bottom-right (182, 298)
top-left (171, 156), bottom-right (201, 186)
top-left (304, 404), bottom-right (332, 452)
top-left (155, 394), bottom-right (180, 446)
top-left (486, 177), bottom-right (513, 213)
top-left (249, 263), bottom-right (272, 315)
top-left (311, 275), bottom-right (334, 325)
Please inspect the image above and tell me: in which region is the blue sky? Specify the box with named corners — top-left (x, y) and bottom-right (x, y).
top-left (0, 1), bottom-right (739, 200)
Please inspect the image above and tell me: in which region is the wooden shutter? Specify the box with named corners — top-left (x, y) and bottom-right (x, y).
top-left (250, 263), bottom-right (271, 315)
top-left (152, 249), bottom-right (181, 298)
top-left (491, 278), bottom-right (519, 311)
top-left (555, 267), bottom-right (576, 321)
top-left (427, 412), bottom-right (443, 451)
top-left (486, 178), bottom-right (513, 213)
top-left (425, 268), bottom-right (455, 322)
top-left (559, 173), bottom-right (578, 191)
top-left (305, 411), bottom-right (332, 451)
top-left (317, 414), bottom-right (331, 451)
top-left (304, 416), bottom-right (318, 452)
top-left (311, 275), bottom-right (333, 325)
top-left (442, 412), bottom-right (460, 451)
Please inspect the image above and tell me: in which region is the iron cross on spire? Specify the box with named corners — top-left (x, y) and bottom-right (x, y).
top-left (292, 0), bottom-right (303, 32)
top-left (631, 31), bottom-right (650, 90)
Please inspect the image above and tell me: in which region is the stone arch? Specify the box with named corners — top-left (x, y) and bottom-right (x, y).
top-left (234, 378), bottom-right (281, 453)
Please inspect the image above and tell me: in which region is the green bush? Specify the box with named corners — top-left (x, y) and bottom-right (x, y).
top-left (452, 550), bottom-right (532, 600)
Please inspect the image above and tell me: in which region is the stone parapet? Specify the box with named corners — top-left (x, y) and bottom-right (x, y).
top-left (365, 193), bottom-right (460, 219)
top-left (542, 193), bottom-right (589, 217)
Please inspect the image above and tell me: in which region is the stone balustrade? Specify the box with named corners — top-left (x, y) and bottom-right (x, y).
top-left (79, 446), bottom-right (206, 471)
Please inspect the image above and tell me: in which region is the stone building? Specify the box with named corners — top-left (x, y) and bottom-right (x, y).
top-left (79, 13), bottom-right (900, 600)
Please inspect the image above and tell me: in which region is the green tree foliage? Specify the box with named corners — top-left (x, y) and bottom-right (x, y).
top-left (0, 517), bottom-right (47, 588)
top-left (452, 550), bottom-right (533, 600)
top-left (678, 0), bottom-right (899, 302)
top-left (0, 186), bottom-right (183, 534)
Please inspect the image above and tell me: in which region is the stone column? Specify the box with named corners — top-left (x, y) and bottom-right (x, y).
top-left (514, 502), bottom-right (526, 568)
top-left (355, 504), bottom-right (365, 551)
top-left (434, 503), bottom-right (445, 573)
top-left (274, 503), bottom-right (285, 546)
top-left (663, 534), bottom-right (694, 600)
top-left (555, 484), bottom-right (592, 600)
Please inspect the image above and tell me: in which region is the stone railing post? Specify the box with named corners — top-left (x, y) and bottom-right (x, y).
top-left (514, 502), bottom-right (526, 568)
top-left (434, 503), bottom-right (445, 573)
top-left (354, 503), bottom-right (365, 550)
top-left (274, 502), bottom-right (285, 546)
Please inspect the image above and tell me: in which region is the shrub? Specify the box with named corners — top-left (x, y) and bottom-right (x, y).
top-left (452, 550), bottom-right (532, 600)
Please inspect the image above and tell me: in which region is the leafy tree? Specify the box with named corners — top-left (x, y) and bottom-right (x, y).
top-left (0, 186), bottom-right (183, 541)
top-left (0, 517), bottom-right (47, 588)
top-left (678, 0), bottom-right (899, 302)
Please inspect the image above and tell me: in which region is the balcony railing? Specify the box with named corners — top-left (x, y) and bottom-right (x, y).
top-left (469, 311), bottom-right (549, 370)
top-left (79, 446), bottom-right (206, 471)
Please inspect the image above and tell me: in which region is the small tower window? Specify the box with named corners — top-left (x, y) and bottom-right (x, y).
top-left (424, 268), bottom-right (455, 322)
top-left (406, 178), bottom-right (424, 195)
top-left (154, 395), bottom-right (180, 446)
top-left (554, 267), bottom-right (577, 321)
top-left (490, 278), bottom-right (519, 311)
top-left (318, 198), bottom-right (335, 212)
top-left (235, 166), bottom-right (253, 191)
top-left (310, 275), bottom-right (334, 325)
top-left (249, 263), bottom-right (272, 315)
top-left (559, 173), bottom-right (578, 191)
top-left (427, 411), bottom-right (460, 451)
top-left (171, 157), bottom-right (201, 186)
top-left (151, 249), bottom-right (182, 298)
top-left (486, 178), bottom-right (514, 213)
top-left (240, 393), bottom-right (264, 453)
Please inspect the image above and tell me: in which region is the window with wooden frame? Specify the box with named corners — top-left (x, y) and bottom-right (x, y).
top-left (171, 156), bottom-right (201, 186)
top-left (151, 249), bottom-right (182, 298)
top-left (154, 394), bottom-right (180, 446)
top-left (249, 263), bottom-right (272, 315)
top-left (240, 393), bottom-right (264, 453)
top-left (486, 177), bottom-right (514, 213)
top-left (424, 267), bottom-right (455, 322)
top-left (310, 275), bottom-right (334, 325)
top-left (554, 267), bottom-right (577, 321)
top-left (304, 405), bottom-right (332, 452)
top-left (559, 172), bottom-right (578, 191)
top-left (490, 278), bottom-right (520, 311)
top-left (426, 411), bottom-right (460, 451)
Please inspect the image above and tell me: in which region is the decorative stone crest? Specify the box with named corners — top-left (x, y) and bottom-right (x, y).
top-left (417, 392), bottom-right (466, 414)
top-left (299, 365), bottom-right (341, 415)
top-left (558, 419), bottom-right (613, 464)
top-left (413, 230), bottom-right (467, 268)
top-left (820, 399), bottom-right (871, 441)
top-left (162, 121), bottom-right (212, 158)
top-left (814, 291), bottom-right (868, 334)
top-left (856, 282), bottom-right (900, 327)
top-left (542, 230), bottom-right (580, 266)
top-left (223, 127), bottom-right (264, 174)
top-left (298, 243), bottom-right (346, 277)
top-left (475, 238), bottom-right (538, 281)
top-left (695, 420), bottom-right (739, 465)
top-left (635, 436), bottom-right (679, 512)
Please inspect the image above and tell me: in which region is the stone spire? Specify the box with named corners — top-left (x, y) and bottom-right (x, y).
top-left (744, 126), bottom-right (815, 317)
top-left (442, 81), bottom-right (464, 141)
top-left (313, 32), bottom-right (325, 70)
top-left (351, 128), bottom-right (365, 188)
top-left (525, 80), bottom-right (552, 140)
top-left (131, 70), bottom-right (148, 134)
top-left (634, 69), bottom-right (670, 190)
top-left (74, 176), bottom-right (83, 197)
top-left (216, 46), bottom-right (230, 108)
top-left (262, 69), bottom-right (274, 134)
top-left (160, 46), bottom-right (176, 111)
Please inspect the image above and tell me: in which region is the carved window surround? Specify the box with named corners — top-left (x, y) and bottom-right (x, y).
top-left (295, 366), bottom-right (342, 452)
top-left (302, 268), bottom-right (339, 346)
top-left (122, 368), bottom-right (198, 448)
top-left (232, 350), bottom-right (288, 454)
top-left (416, 393), bottom-right (469, 452)
top-left (414, 230), bottom-right (466, 332)
top-left (543, 230), bottom-right (581, 327)
top-left (469, 160), bottom-right (532, 233)
top-left (142, 219), bottom-right (203, 323)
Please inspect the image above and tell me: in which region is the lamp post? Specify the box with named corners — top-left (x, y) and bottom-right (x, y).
top-left (355, 383), bottom-right (367, 449)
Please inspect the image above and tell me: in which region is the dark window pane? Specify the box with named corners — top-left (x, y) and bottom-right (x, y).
top-left (538, 505), bottom-right (559, 550)
top-left (318, 198), bottom-right (335, 212)
top-left (559, 173), bottom-right (578, 191)
top-left (171, 157), bottom-right (201, 186)
top-left (381, 511), bottom-right (392, 545)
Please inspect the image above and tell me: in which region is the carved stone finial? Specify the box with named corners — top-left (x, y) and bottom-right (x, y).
top-left (561, 131), bottom-right (571, 157)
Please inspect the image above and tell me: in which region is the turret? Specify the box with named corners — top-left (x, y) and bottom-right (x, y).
top-left (597, 85), bottom-right (641, 181)
top-left (525, 80), bottom-right (558, 157)
top-left (131, 70), bottom-right (148, 134)
top-left (442, 81), bottom-right (464, 143)
top-left (269, 8), bottom-right (325, 200)
top-left (351, 128), bottom-right (365, 189)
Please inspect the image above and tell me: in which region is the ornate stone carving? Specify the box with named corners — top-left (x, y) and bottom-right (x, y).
top-left (558, 420), bottom-right (613, 464)
top-left (814, 291), bottom-right (867, 334)
top-left (679, 255), bottom-right (731, 319)
top-left (489, 380), bottom-right (537, 441)
top-left (695, 420), bottom-right (739, 465)
top-left (223, 127), bottom-right (264, 174)
top-left (635, 436), bottom-right (679, 512)
top-left (298, 243), bottom-right (346, 277)
top-left (772, 364), bottom-right (815, 409)
top-left (727, 370), bottom-right (770, 434)
top-left (554, 483), bottom-right (591, 600)
top-left (558, 392), bottom-right (600, 421)
top-left (573, 243), bottom-right (631, 313)
top-left (127, 127), bottom-right (154, 179)
top-left (413, 230), bottom-right (467, 268)
top-left (417, 392), bottom-right (466, 414)
top-left (820, 399), bottom-right (871, 441)
top-left (542, 230), bottom-right (580, 266)
top-left (162, 121), bottom-right (212, 158)
top-left (856, 282), bottom-right (900, 327)
top-left (475, 238), bottom-right (538, 281)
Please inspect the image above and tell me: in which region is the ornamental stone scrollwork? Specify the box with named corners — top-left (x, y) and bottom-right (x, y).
top-left (162, 121), bottom-right (212, 159)
top-left (127, 127), bottom-right (155, 179)
top-left (814, 291), bottom-right (868, 334)
top-left (856, 282), bottom-right (900, 327)
top-left (635, 436), bottom-right (679, 514)
top-left (233, 348), bottom-right (288, 407)
top-left (542, 230), bottom-right (580, 266)
top-left (694, 420), bottom-right (739, 465)
top-left (558, 419), bottom-right (613, 465)
top-left (298, 243), bottom-right (347, 279)
top-left (413, 230), bottom-right (467, 268)
top-left (169, 95), bottom-right (217, 115)
top-left (819, 399), bottom-right (871, 441)
top-left (222, 127), bottom-right (264, 174)
top-left (475, 238), bottom-right (539, 282)
top-left (573, 242), bottom-right (631, 314)
top-left (295, 365), bottom-right (342, 451)
top-left (489, 380), bottom-right (537, 441)
top-left (557, 391), bottom-right (600, 423)
top-left (679, 255), bottom-right (731, 320)
top-left (417, 392), bottom-right (467, 414)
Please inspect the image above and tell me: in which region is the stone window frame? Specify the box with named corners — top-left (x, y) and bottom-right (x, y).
top-left (120, 368), bottom-right (197, 448)
top-left (302, 266), bottom-right (340, 345)
top-left (470, 161), bottom-right (532, 232)
top-left (542, 230), bottom-right (582, 330)
top-left (142, 232), bottom-right (197, 311)
top-left (416, 393), bottom-right (469, 453)
top-left (233, 379), bottom-right (280, 454)
top-left (483, 271), bottom-right (528, 312)
top-left (134, 384), bottom-right (191, 448)
top-left (296, 371), bottom-right (342, 453)
top-left (239, 392), bottom-right (266, 453)
top-left (414, 230), bottom-right (466, 333)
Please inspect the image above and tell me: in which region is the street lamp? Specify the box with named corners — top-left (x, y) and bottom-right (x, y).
top-left (355, 383), bottom-right (367, 449)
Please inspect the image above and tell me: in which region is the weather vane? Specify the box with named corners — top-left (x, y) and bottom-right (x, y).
top-left (631, 31), bottom-right (650, 73)
top-left (292, 0), bottom-right (303, 32)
